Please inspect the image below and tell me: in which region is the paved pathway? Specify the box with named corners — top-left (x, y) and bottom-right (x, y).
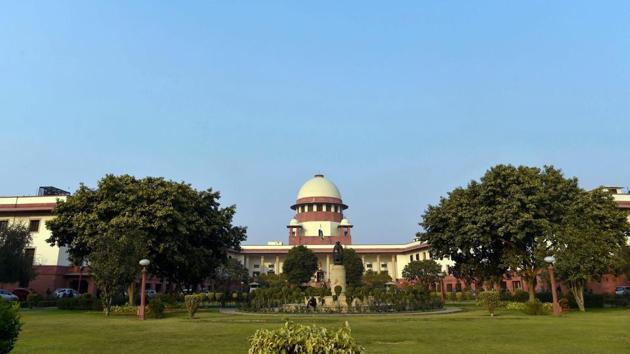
top-left (219, 306), bottom-right (463, 316)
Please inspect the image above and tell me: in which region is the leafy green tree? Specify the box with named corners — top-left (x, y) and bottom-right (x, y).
top-left (0, 299), bottom-right (22, 353)
top-left (619, 245), bottom-right (630, 279)
top-left (47, 175), bottom-right (247, 291)
top-left (402, 260), bottom-right (441, 290)
top-left (257, 273), bottom-right (287, 288)
top-left (362, 270), bottom-right (392, 289)
top-left (282, 246), bottom-right (318, 285)
top-left (420, 183), bottom-right (508, 289)
top-left (88, 228), bottom-right (143, 315)
top-left (342, 248), bottom-right (364, 287)
top-left (553, 189), bottom-right (629, 311)
top-left (0, 224), bottom-right (35, 285)
top-left (422, 165), bottom-right (581, 302)
top-left (212, 258), bottom-right (249, 296)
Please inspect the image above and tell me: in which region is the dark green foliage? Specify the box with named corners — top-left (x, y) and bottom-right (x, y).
top-left (46, 174), bottom-right (247, 294)
top-left (422, 165), bottom-right (583, 302)
top-left (522, 300), bottom-right (548, 315)
top-left (477, 290), bottom-right (501, 316)
top-left (333, 285), bottom-right (342, 297)
top-left (0, 299), bottom-right (22, 353)
top-left (553, 189), bottom-right (629, 311)
top-left (282, 246), bottom-right (318, 285)
top-left (147, 297), bottom-right (165, 319)
top-left (362, 270), bottom-right (392, 289)
top-left (257, 273), bottom-right (287, 288)
top-left (0, 224), bottom-right (35, 284)
top-left (26, 293), bottom-right (43, 308)
top-left (401, 260), bottom-right (441, 289)
top-left (513, 290), bottom-right (529, 303)
top-left (57, 294), bottom-right (102, 311)
top-left (342, 248), bottom-right (364, 287)
top-left (568, 294), bottom-right (604, 309)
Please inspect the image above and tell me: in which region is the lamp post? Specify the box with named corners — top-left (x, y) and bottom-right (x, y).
top-left (138, 259), bottom-right (150, 320)
top-left (544, 256), bottom-right (561, 316)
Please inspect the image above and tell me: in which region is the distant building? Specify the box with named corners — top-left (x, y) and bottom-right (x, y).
top-left (0, 188), bottom-right (91, 295)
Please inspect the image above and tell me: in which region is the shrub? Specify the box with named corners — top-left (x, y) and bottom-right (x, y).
top-left (155, 293), bottom-right (179, 306)
top-left (240, 292), bottom-right (248, 301)
top-left (108, 305), bottom-right (137, 315)
top-left (334, 285), bottom-right (342, 297)
top-left (455, 292), bottom-right (463, 301)
top-left (559, 297), bottom-right (570, 310)
top-left (477, 291), bottom-right (501, 316)
top-left (505, 301), bottom-right (525, 311)
top-left (0, 299), bottom-right (22, 353)
top-left (26, 293), bottom-right (43, 308)
top-left (207, 292), bottom-right (215, 302)
top-left (513, 290), bottom-right (529, 302)
top-left (147, 297), bottom-right (165, 319)
top-left (522, 300), bottom-right (550, 315)
top-left (232, 292), bottom-right (239, 301)
top-left (248, 321), bottom-right (364, 354)
top-left (215, 292), bottom-right (224, 302)
top-left (184, 294), bottom-right (204, 318)
top-left (57, 294), bottom-right (102, 311)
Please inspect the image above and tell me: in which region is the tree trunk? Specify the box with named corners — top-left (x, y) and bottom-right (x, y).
top-left (128, 282), bottom-right (135, 306)
top-left (569, 281), bottom-right (585, 312)
top-left (526, 277), bottom-right (536, 302)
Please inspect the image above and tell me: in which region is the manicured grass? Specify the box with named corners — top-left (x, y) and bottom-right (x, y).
top-left (13, 307), bottom-right (630, 353)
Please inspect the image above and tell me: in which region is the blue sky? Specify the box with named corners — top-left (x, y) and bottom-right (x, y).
top-left (1, 1), bottom-right (629, 244)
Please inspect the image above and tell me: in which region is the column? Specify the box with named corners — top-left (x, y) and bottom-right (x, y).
top-left (326, 255), bottom-right (331, 281)
top-left (377, 255), bottom-right (381, 273)
top-left (275, 255), bottom-right (279, 274)
top-left (261, 256), bottom-right (265, 274)
top-left (391, 255), bottom-right (397, 280)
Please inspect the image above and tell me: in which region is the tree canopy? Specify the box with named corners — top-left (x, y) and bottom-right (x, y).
top-left (552, 188), bottom-right (629, 311)
top-left (0, 224), bottom-right (34, 285)
top-left (342, 248), bottom-right (364, 287)
top-left (402, 260), bottom-right (442, 290)
top-left (362, 270), bottom-right (392, 289)
top-left (282, 246), bottom-right (318, 285)
top-left (46, 174), bottom-right (247, 289)
top-left (421, 165), bottom-right (583, 301)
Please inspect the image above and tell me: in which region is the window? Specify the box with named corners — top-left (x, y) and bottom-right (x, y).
top-left (446, 284), bottom-right (453, 292)
top-left (366, 263), bottom-right (373, 269)
top-left (381, 270), bottom-right (388, 275)
top-left (29, 220), bottom-right (40, 232)
top-left (422, 252), bottom-right (427, 261)
top-left (267, 270), bottom-right (275, 275)
top-left (455, 282), bottom-right (462, 291)
top-left (252, 271), bottom-right (260, 277)
top-left (0, 220), bottom-right (7, 231)
top-left (409, 255), bottom-right (413, 262)
top-left (512, 281), bottom-right (522, 290)
top-left (268, 264), bottom-right (274, 269)
top-left (415, 254), bottom-right (419, 261)
top-left (381, 263), bottom-right (387, 269)
top-left (253, 264), bottom-right (260, 269)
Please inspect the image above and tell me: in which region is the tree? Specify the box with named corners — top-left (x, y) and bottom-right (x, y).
top-left (422, 165), bottom-right (582, 302)
top-left (88, 228), bottom-right (143, 315)
top-left (553, 189), bottom-right (629, 311)
top-left (0, 224), bottom-right (35, 285)
top-left (342, 248), bottom-right (364, 287)
top-left (362, 270), bottom-right (392, 289)
top-left (619, 245), bottom-right (630, 279)
top-left (0, 299), bottom-right (22, 353)
top-left (402, 260), bottom-right (441, 290)
top-left (212, 258), bottom-right (249, 295)
top-left (282, 246), bottom-right (318, 285)
top-left (47, 174), bottom-right (247, 292)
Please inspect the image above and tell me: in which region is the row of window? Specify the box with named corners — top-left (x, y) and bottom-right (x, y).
top-left (296, 204), bottom-right (342, 213)
top-left (0, 219), bottom-right (41, 232)
top-left (409, 252), bottom-right (428, 262)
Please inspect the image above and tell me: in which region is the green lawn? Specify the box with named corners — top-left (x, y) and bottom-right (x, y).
top-left (13, 307), bottom-right (630, 353)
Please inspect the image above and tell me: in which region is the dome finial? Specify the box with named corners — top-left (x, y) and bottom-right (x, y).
top-left (314, 174), bottom-right (324, 178)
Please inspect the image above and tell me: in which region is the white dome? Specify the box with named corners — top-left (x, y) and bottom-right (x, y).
top-left (340, 218), bottom-right (351, 226)
top-left (289, 218), bottom-right (299, 226)
top-left (297, 174), bottom-right (341, 199)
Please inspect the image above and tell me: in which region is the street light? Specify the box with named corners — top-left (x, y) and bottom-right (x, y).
top-left (544, 256), bottom-right (561, 316)
top-left (138, 259), bottom-right (150, 320)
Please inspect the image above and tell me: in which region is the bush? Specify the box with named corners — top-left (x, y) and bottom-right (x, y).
top-left (455, 292), bottom-right (463, 301)
top-left (215, 292), bottom-right (224, 302)
top-left (207, 292), bottom-right (215, 302)
top-left (232, 292), bottom-right (239, 301)
top-left (522, 300), bottom-right (550, 315)
top-left (26, 293), bottom-right (43, 308)
top-left (57, 294), bottom-right (101, 311)
top-left (248, 321), bottom-right (364, 354)
top-left (147, 297), bottom-right (165, 319)
top-left (513, 290), bottom-right (529, 302)
top-left (536, 292), bottom-right (553, 303)
top-left (155, 293), bottom-right (180, 306)
top-left (0, 299), bottom-right (22, 353)
top-left (504, 301), bottom-right (525, 311)
top-left (334, 285), bottom-right (342, 297)
top-left (477, 291), bottom-right (501, 316)
top-left (108, 305), bottom-right (137, 315)
top-left (184, 294), bottom-right (205, 318)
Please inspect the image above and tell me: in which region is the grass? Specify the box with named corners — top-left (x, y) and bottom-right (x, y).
top-left (13, 306), bottom-right (630, 353)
